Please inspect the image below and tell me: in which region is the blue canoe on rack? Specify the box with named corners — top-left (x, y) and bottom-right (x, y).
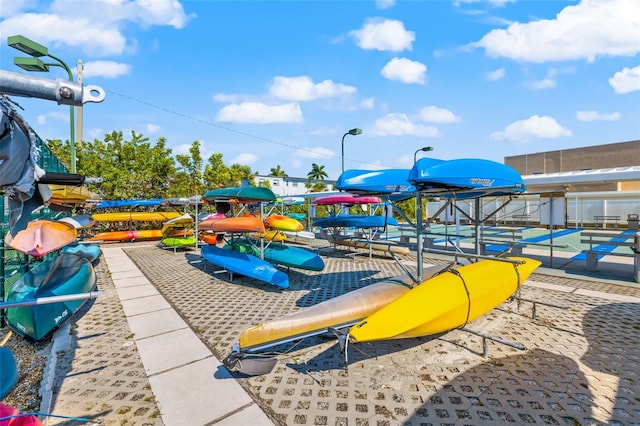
top-left (408, 158), bottom-right (526, 198)
top-left (313, 215), bottom-right (398, 229)
top-left (336, 168), bottom-right (420, 200)
top-left (224, 238), bottom-right (325, 272)
top-left (201, 244), bottom-right (289, 288)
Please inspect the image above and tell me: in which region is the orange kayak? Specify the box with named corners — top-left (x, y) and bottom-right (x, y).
top-left (5, 220), bottom-right (77, 257)
top-left (198, 216), bottom-right (265, 233)
top-left (89, 229), bottom-right (163, 242)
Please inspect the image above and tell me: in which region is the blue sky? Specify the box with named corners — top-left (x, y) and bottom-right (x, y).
top-left (1, 0), bottom-right (639, 181)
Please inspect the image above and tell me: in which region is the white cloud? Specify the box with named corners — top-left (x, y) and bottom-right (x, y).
top-left (380, 57), bottom-right (427, 84)
top-left (215, 102), bottom-right (303, 124)
top-left (454, 0), bottom-right (515, 6)
top-left (360, 98), bottom-right (376, 110)
top-left (418, 106), bottom-right (461, 123)
top-left (373, 113), bottom-right (439, 137)
top-left (490, 115), bottom-right (572, 143)
top-left (213, 93), bottom-right (244, 103)
top-left (472, 0), bottom-right (640, 63)
top-left (145, 123), bottom-right (161, 134)
top-left (527, 78), bottom-right (556, 90)
top-left (36, 111), bottom-right (68, 125)
top-left (270, 76), bottom-right (356, 101)
top-left (0, 0), bottom-right (193, 57)
top-left (376, 0), bottom-right (396, 10)
top-left (576, 111), bottom-right (621, 121)
top-left (82, 61), bottom-right (130, 78)
top-left (486, 68), bottom-right (505, 81)
top-left (230, 153), bottom-right (258, 166)
top-left (609, 65), bottom-right (640, 94)
top-left (349, 18), bottom-right (415, 52)
top-left (294, 147), bottom-right (335, 159)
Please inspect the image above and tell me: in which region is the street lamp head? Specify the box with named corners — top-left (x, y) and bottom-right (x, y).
top-left (414, 146), bottom-right (435, 163)
top-left (348, 128), bottom-right (363, 136)
top-left (14, 57), bottom-right (50, 72)
top-left (8, 35), bottom-right (49, 57)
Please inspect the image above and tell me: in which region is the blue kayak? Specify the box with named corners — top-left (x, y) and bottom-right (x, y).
top-left (313, 215), bottom-right (398, 229)
top-left (201, 245), bottom-right (289, 288)
top-left (224, 238), bottom-right (325, 272)
top-left (336, 169), bottom-right (418, 201)
top-left (408, 158), bottom-right (526, 198)
top-left (94, 198), bottom-right (165, 209)
top-left (0, 347), bottom-right (18, 399)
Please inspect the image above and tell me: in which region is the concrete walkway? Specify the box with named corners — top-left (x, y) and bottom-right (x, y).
top-left (102, 247), bottom-right (274, 425)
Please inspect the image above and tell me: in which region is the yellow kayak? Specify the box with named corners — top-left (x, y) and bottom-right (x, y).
top-left (48, 184), bottom-right (96, 205)
top-left (349, 257), bottom-right (541, 343)
top-left (237, 265), bottom-right (450, 353)
top-left (161, 213), bottom-right (194, 236)
top-left (264, 214), bottom-right (303, 232)
top-left (92, 211), bottom-right (181, 222)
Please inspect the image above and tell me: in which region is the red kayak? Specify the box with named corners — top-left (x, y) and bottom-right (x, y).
top-left (312, 194), bottom-right (382, 205)
top-left (0, 403), bottom-right (43, 425)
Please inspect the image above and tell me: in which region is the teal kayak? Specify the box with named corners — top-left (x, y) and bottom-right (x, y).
top-left (202, 186), bottom-right (277, 203)
top-left (201, 244), bottom-right (289, 288)
top-left (5, 253), bottom-right (97, 341)
top-left (61, 242), bottom-right (101, 263)
top-left (0, 347), bottom-right (18, 399)
top-left (225, 238), bottom-right (325, 271)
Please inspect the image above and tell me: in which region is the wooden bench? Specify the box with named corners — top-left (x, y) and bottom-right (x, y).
top-left (580, 231), bottom-right (638, 272)
top-left (593, 215), bottom-right (620, 229)
top-left (479, 227), bottom-right (525, 256)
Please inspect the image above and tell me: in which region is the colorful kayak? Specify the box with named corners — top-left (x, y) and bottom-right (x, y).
top-left (89, 229), bottom-right (163, 242)
top-left (5, 220), bottom-right (77, 258)
top-left (224, 265), bottom-right (450, 372)
top-left (349, 257), bottom-right (541, 343)
top-left (0, 403), bottom-right (43, 425)
top-left (312, 194), bottom-right (382, 205)
top-left (336, 169), bottom-right (417, 201)
top-left (161, 236), bottom-right (197, 248)
top-left (203, 186), bottom-right (277, 203)
top-left (313, 215), bottom-right (398, 228)
top-left (91, 211), bottom-right (181, 222)
top-left (5, 253), bottom-right (98, 341)
top-left (59, 214), bottom-right (95, 229)
top-left (264, 214), bottom-right (303, 232)
top-left (93, 199), bottom-right (165, 209)
top-left (161, 213), bottom-right (194, 236)
top-left (260, 229), bottom-right (287, 242)
top-left (408, 158), bottom-right (526, 197)
top-left (48, 184), bottom-right (95, 205)
top-left (198, 216), bottom-right (265, 233)
top-left (224, 238), bottom-right (325, 271)
top-left (201, 244), bottom-right (289, 288)
top-left (61, 242), bottom-right (101, 263)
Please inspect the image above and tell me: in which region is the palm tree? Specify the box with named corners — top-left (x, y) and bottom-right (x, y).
top-left (269, 165), bottom-right (288, 177)
top-left (307, 163), bottom-right (327, 182)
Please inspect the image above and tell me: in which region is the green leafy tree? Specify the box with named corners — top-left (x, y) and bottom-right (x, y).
top-left (168, 141), bottom-right (204, 197)
top-left (269, 165), bottom-right (288, 177)
top-left (307, 163), bottom-right (327, 181)
top-left (203, 153), bottom-right (255, 189)
top-left (50, 130), bottom-right (176, 200)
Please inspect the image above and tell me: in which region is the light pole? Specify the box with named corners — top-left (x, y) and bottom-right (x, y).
top-left (341, 128), bottom-right (362, 173)
top-left (413, 146), bottom-right (434, 163)
top-left (8, 35), bottom-right (76, 173)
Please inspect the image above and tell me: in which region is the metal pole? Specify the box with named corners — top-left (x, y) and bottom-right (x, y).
top-left (1, 195), bottom-right (5, 327)
top-left (341, 132), bottom-right (347, 173)
top-left (416, 192), bottom-right (423, 282)
top-left (76, 59), bottom-right (83, 172)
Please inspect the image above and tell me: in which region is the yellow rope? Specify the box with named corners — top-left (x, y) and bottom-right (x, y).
top-left (0, 330), bottom-right (13, 346)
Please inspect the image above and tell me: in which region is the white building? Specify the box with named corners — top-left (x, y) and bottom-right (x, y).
top-left (254, 175), bottom-right (336, 197)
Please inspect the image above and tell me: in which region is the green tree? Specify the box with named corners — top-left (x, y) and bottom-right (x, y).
top-left (269, 165), bottom-right (288, 177)
top-left (203, 153), bottom-right (255, 189)
top-left (307, 163), bottom-right (327, 181)
top-left (51, 130), bottom-right (176, 200)
top-left (169, 141), bottom-right (204, 197)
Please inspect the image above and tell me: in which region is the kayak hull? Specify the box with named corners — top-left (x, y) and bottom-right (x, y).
top-left (89, 229), bottom-right (163, 242)
top-left (225, 238), bottom-right (324, 271)
top-left (201, 245), bottom-right (289, 288)
top-left (5, 220), bottom-right (76, 258)
top-left (349, 257), bottom-right (541, 343)
top-left (5, 253), bottom-right (98, 341)
top-left (313, 215), bottom-right (398, 228)
top-left (199, 216), bottom-right (265, 233)
top-left (92, 212), bottom-right (180, 222)
top-left (264, 215), bottom-right (303, 232)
